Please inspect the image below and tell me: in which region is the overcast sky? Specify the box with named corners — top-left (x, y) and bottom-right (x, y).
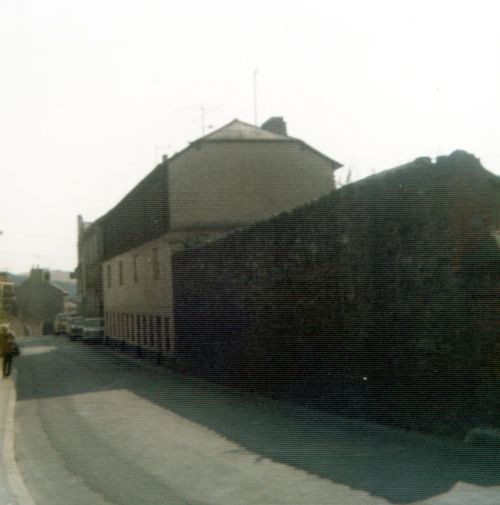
top-left (1, 0), bottom-right (499, 273)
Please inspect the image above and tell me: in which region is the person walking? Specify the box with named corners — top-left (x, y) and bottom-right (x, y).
top-left (3, 330), bottom-right (18, 378)
top-left (0, 326), bottom-right (8, 377)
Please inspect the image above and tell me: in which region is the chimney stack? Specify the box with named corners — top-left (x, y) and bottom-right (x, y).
top-left (77, 215), bottom-right (84, 234)
top-left (261, 117), bottom-right (287, 136)
top-left (30, 267), bottom-right (50, 282)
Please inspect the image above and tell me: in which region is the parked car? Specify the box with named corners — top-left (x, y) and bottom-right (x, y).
top-left (82, 318), bottom-right (104, 343)
top-left (68, 316), bottom-right (86, 340)
top-left (54, 312), bottom-right (76, 335)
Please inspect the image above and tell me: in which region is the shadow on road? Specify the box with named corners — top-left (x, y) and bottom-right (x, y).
top-left (15, 337), bottom-right (500, 504)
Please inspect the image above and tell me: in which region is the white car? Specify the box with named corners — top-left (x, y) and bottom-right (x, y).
top-left (68, 316), bottom-right (86, 340)
top-left (54, 312), bottom-right (76, 335)
top-left (82, 318), bottom-right (105, 343)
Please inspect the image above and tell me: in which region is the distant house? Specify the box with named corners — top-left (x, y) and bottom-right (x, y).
top-left (16, 268), bottom-right (66, 335)
top-left (78, 117), bottom-right (342, 357)
top-left (0, 272), bottom-right (16, 318)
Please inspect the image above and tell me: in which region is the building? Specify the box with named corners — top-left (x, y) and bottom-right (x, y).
top-left (0, 272), bottom-right (16, 319)
top-left (75, 216), bottom-right (104, 317)
top-left (16, 268), bottom-right (66, 335)
top-left (80, 117), bottom-right (342, 357)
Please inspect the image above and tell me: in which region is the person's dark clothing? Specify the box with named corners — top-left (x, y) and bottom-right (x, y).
top-left (3, 353), bottom-right (13, 377)
top-left (3, 334), bottom-right (16, 377)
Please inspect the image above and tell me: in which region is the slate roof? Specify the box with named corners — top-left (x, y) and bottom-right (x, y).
top-left (190, 118), bottom-right (342, 169)
top-left (203, 119), bottom-right (289, 141)
top-left (18, 276), bottom-right (67, 295)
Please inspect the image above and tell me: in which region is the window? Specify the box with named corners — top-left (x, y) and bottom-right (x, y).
top-left (127, 314), bottom-right (132, 342)
top-left (155, 316), bottom-right (162, 352)
top-left (121, 313), bottom-right (126, 340)
top-left (137, 315), bottom-right (142, 346)
top-left (107, 264), bottom-right (112, 288)
top-left (149, 316), bottom-right (155, 348)
top-left (133, 254), bottom-right (139, 283)
top-left (163, 317), bottom-right (170, 352)
top-left (118, 260), bottom-right (124, 286)
top-left (152, 247), bottom-right (160, 279)
top-left (141, 315), bottom-right (147, 347)
top-left (133, 314), bottom-right (139, 344)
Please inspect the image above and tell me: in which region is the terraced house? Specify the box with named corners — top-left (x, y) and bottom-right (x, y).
top-left (16, 268), bottom-right (66, 335)
top-left (77, 117), bottom-right (341, 358)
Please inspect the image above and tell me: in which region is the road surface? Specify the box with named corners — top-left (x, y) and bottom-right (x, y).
top-left (12, 336), bottom-right (500, 505)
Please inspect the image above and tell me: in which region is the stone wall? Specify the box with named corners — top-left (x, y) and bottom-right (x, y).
top-left (172, 151), bottom-right (500, 433)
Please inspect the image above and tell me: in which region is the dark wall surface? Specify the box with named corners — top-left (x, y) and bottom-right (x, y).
top-left (100, 162), bottom-right (169, 261)
top-left (173, 151), bottom-right (500, 433)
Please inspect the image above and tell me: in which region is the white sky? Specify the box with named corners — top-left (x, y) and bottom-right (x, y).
top-left (1, 0), bottom-right (499, 273)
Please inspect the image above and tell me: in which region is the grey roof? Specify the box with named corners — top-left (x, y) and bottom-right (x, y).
top-left (203, 119), bottom-right (289, 141)
top-left (191, 118), bottom-right (342, 169)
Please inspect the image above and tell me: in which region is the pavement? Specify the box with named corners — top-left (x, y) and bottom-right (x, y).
top-left (4, 336), bottom-right (500, 505)
top-left (0, 369), bottom-right (34, 505)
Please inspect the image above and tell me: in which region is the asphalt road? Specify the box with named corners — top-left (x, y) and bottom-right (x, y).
top-left (12, 336), bottom-right (500, 505)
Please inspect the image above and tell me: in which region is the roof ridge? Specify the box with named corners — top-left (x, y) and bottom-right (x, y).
top-left (201, 118), bottom-right (289, 142)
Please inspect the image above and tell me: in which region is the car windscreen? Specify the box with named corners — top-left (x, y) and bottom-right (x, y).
top-left (86, 319), bottom-right (103, 328)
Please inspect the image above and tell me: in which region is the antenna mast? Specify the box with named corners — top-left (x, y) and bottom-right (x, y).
top-left (253, 68), bottom-right (258, 126)
top-left (200, 105), bottom-right (206, 135)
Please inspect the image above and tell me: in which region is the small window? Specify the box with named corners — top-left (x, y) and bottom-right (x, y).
top-left (137, 315), bottom-right (142, 345)
top-left (152, 247), bottom-right (160, 280)
top-left (149, 316), bottom-right (155, 347)
top-left (133, 254), bottom-right (139, 283)
top-left (119, 260), bottom-right (124, 286)
top-left (142, 315), bottom-right (148, 346)
top-left (155, 315), bottom-right (162, 351)
top-left (133, 314), bottom-right (139, 344)
top-left (121, 313), bottom-right (126, 339)
top-left (163, 317), bottom-right (170, 352)
top-left (127, 314), bottom-right (133, 342)
top-left (107, 264), bottom-right (112, 288)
